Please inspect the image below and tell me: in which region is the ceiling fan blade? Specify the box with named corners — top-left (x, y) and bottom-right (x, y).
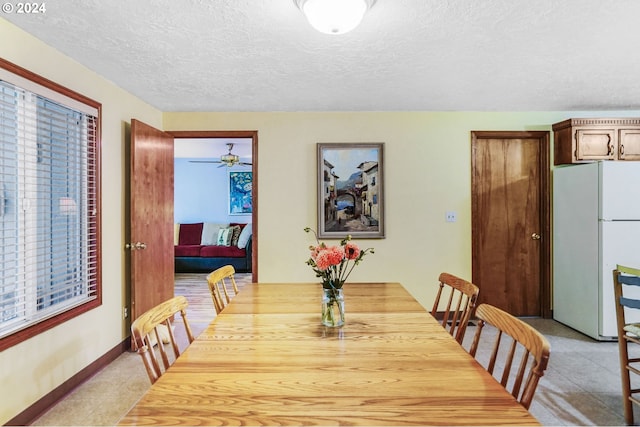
top-left (189, 160), bottom-right (222, 163)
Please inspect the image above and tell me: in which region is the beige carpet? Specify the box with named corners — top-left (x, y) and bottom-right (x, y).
top-left (31, 272), bottom-right (252, 426)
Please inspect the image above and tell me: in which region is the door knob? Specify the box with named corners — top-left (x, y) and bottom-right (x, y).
top-left (125, 242), bottom-right (147, 250)
top-left (531, 233), bottom-right (541, 240)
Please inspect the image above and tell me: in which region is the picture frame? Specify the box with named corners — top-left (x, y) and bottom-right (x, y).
top-left (317, 142), bottom-right (385, 239)
top-left (228, 171), bottom-right (252, 215)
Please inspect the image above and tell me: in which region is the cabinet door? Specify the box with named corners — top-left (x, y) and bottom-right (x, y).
top-left (619, 129), bottom-right (640, 160)
top-left (575, 128), bottom-right (616, 161)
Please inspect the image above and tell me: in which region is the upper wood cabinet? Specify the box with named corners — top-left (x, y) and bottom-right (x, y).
top-left (553, 118), bottom-right (640, 165)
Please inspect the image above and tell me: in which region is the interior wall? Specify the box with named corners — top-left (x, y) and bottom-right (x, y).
top-left (174, 158), bottom-right (252, 224)
top-left (0, 20), bottom-right (162, 424)
top-left (163, 111), bottom-right (640, 311)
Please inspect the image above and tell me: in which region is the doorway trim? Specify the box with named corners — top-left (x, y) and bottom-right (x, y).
top-left (167, 130), bottom-right (258, 282)
top-left (471, 130), bottom-right (551, 318)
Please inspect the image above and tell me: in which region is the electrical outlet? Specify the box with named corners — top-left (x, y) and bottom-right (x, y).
top-left (445, 211), bottom-right (457, 222)
top-left (123, 307), bottom-right (128, 319)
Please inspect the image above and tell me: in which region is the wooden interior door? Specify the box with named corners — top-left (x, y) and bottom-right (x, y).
top-left (129, 119), bottom-right (175, 321)
top-left (471, 131), bottom-right (550, 317)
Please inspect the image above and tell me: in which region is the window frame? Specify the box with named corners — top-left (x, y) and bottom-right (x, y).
top-left (0, 57), bottom-right (102, 352)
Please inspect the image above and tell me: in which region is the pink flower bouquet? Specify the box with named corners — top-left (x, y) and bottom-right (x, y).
top-left (304, 227), bottom-right (374, 289)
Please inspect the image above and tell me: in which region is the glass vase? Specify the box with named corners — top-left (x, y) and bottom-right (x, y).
top-left (322, 287), bottom-right (345, 327)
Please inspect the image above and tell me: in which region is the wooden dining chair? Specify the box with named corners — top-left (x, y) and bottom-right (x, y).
top-left (207, 265), bottom-right (240, 314)
top-left (469, 303), bottom-right (550, 409)
top-left (613, 264), bottom-right (640, 425)
top-left (431, 272), bottom-right (479, 344)
top-left (130, 295), bottom-right (195, 384)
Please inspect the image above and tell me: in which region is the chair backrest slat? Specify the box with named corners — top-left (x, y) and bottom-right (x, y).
top-left (500, 339), bottom-right (518, 388)
top-left (431, 272), bottom-right (479, 344)
top-left (619, 275), bottom-right (640, 287)
top-left (156, 322), bottom-right (172, 370)
top-left (486, 330), bottom-right (502, 374)
top-left (621, 296), bottom-right (640, 309)
top-left (512, 349), bottom-right (530, 399)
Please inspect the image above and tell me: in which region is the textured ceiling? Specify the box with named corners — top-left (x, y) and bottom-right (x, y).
top-left (4, 0), bottom-right (640, 112)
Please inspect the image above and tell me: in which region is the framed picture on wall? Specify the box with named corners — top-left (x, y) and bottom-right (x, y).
top-left (228, 171), bottom-right (252, 215)
top-left (317, 142), bottom-right (385, 239)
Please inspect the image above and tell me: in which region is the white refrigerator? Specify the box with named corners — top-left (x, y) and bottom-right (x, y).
top-left (553, 161), bottom-right (640, 341)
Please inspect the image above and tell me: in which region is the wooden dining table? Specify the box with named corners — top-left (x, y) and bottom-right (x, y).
top-left (119, 282), bottom-right (540, 426)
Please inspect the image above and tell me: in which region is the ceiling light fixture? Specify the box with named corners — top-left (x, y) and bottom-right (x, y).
top-left (294, 0), bottom-right (376, 35)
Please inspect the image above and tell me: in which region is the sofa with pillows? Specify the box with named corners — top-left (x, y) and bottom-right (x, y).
top-left (174, 222), bottom-right (252, 273)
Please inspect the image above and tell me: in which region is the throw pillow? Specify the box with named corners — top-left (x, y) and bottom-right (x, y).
top-left (237, 223), bottom-right (252, 249)
top-left (625, 323), bottom-right (640, 337)
top-left (178, 222), bottom-right (204, 245)
top-left (201, 223), bottom-right (229, 245)
top-left (217, 227), bottom-right (233, 246)
top-left (229, 225), bottom-right (242, 247)
top-left (174, 224), bottom-right (180, 246)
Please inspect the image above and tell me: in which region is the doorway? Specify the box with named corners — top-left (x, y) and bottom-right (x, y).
top-left (168, 130), bottom-right (258, 282)
top-left (471, 131), bottom-right (550, 317)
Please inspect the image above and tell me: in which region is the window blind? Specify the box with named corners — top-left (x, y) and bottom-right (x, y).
top-left (0, 76), bottom-right (99, 339)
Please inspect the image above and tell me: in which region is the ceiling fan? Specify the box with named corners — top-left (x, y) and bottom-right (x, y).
top-left (189, 143), bottom-right (252, 168)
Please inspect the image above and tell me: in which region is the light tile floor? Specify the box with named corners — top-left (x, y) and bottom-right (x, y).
top-left (32, 312), bottom-right (634, 426)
